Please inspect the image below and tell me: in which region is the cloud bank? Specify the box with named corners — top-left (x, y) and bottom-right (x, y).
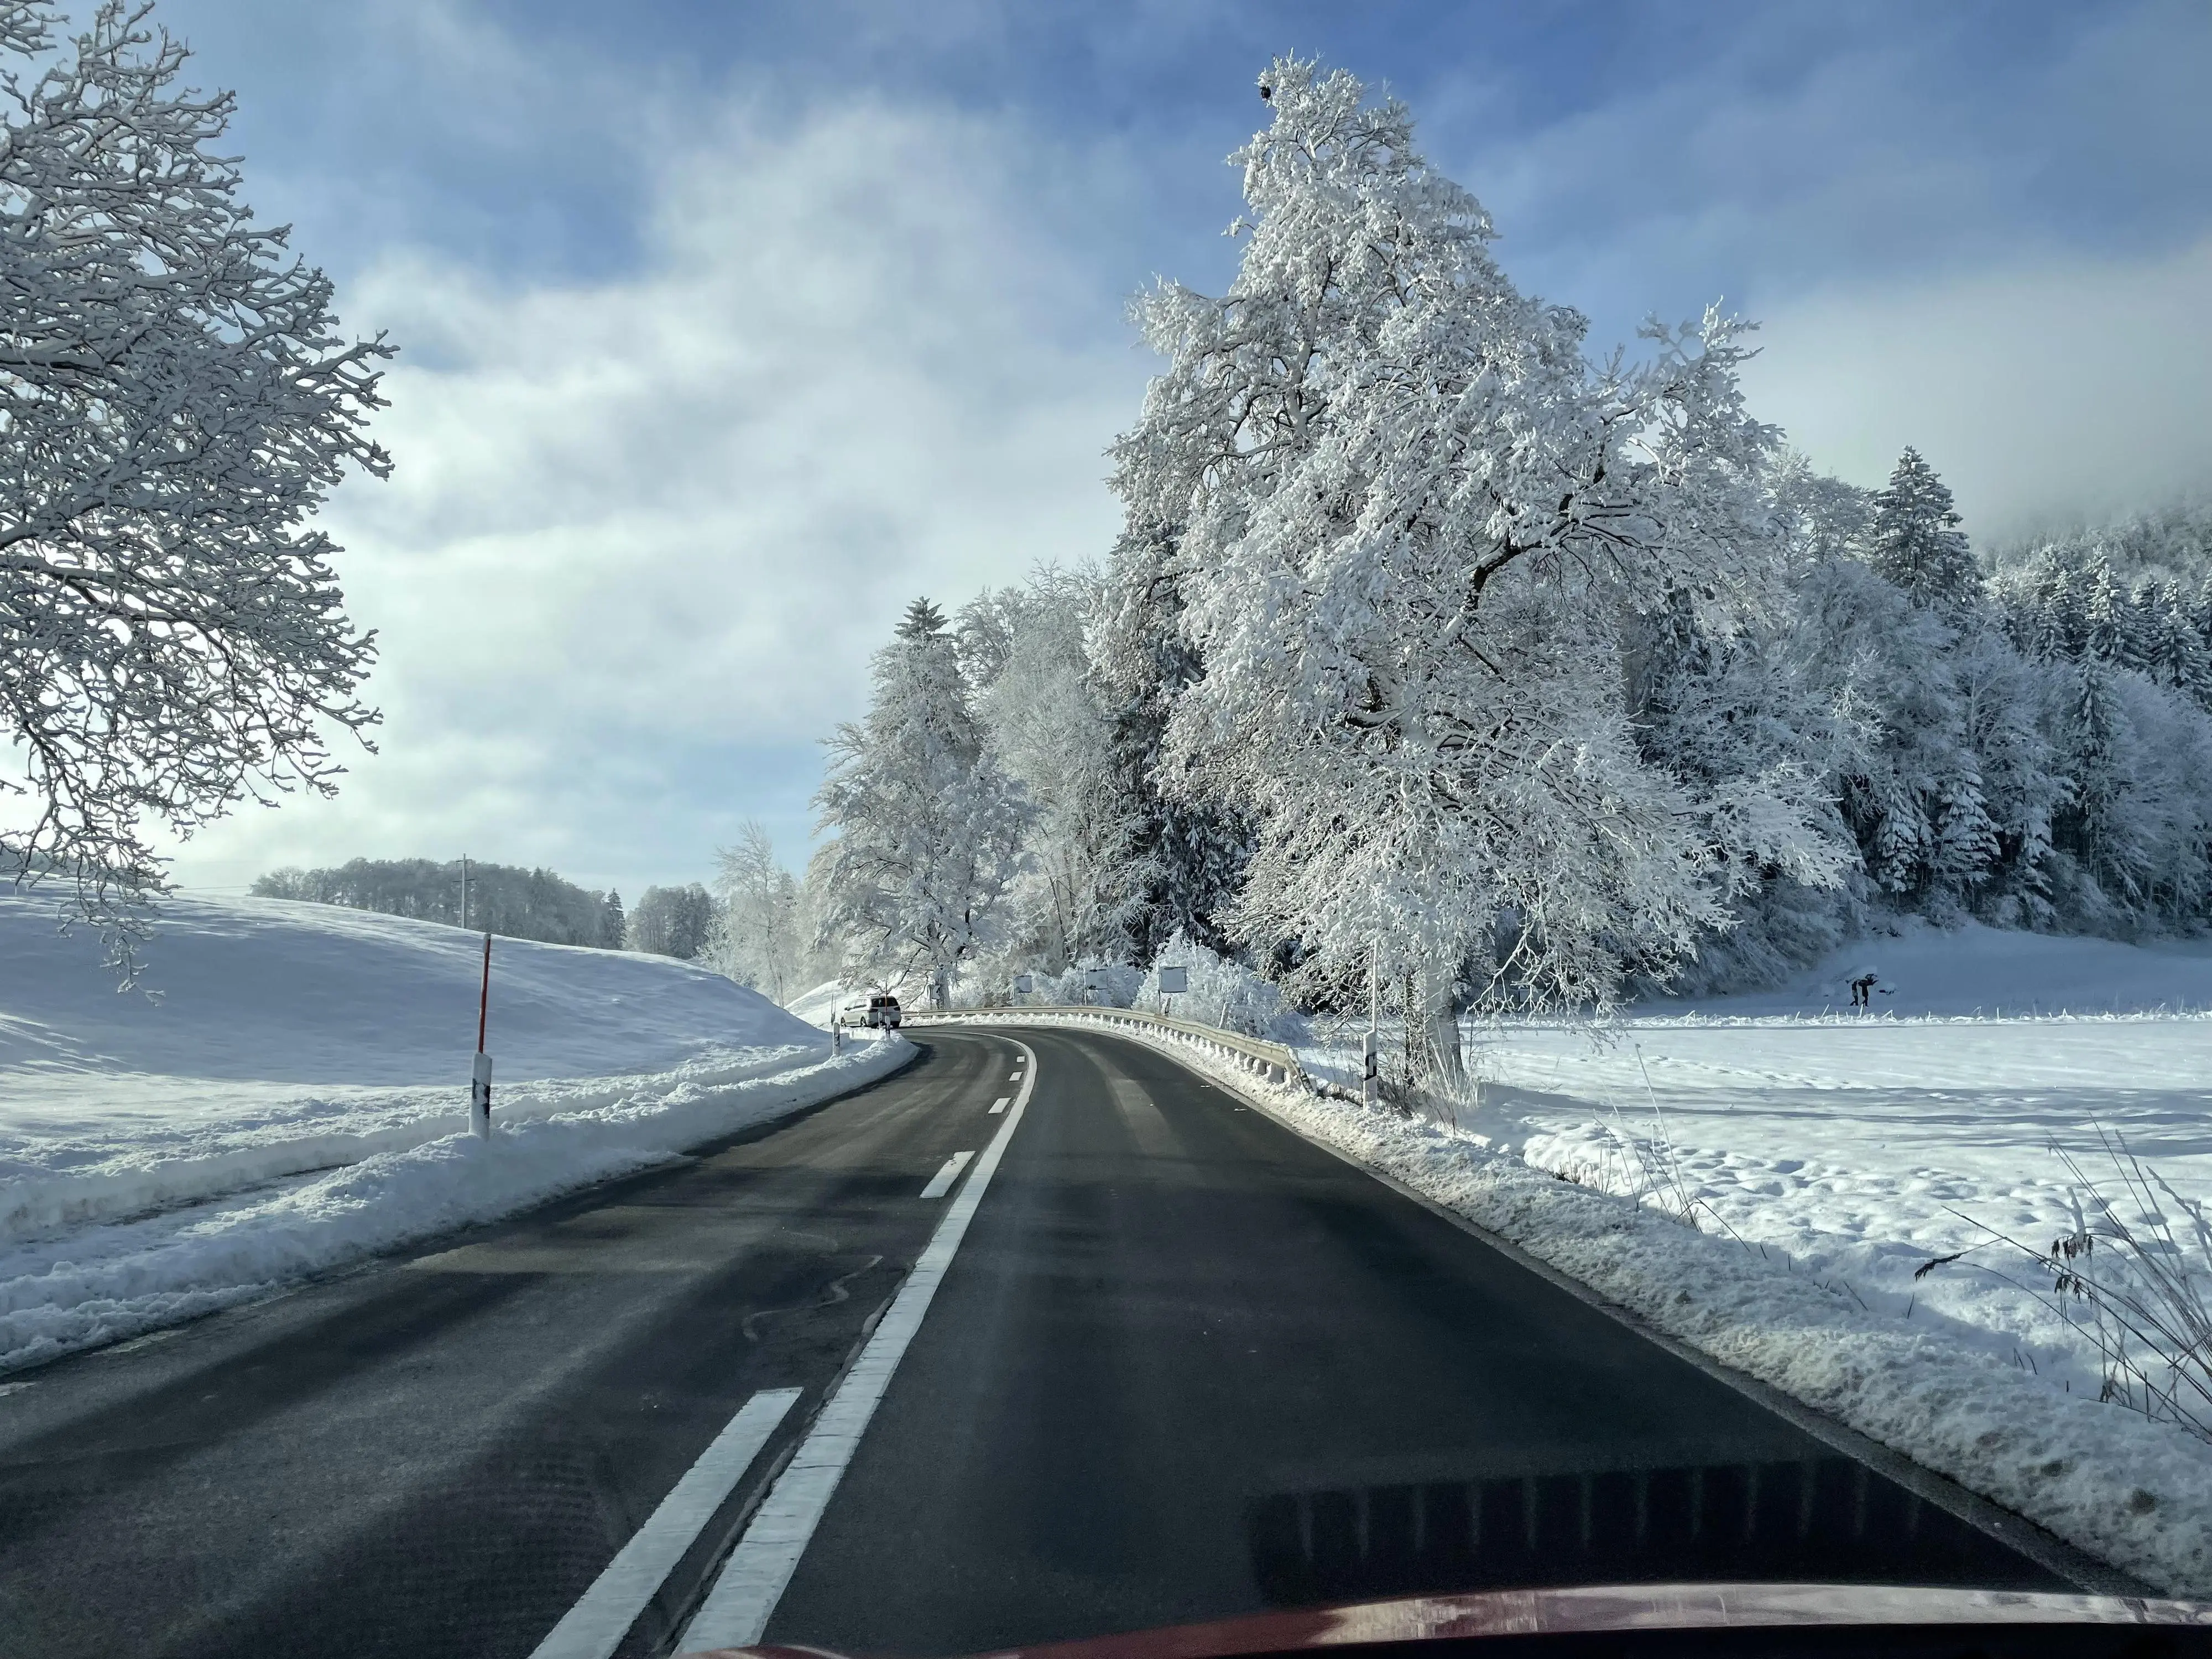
top-left (165, 94), bottom-right (1145, 898)
top-left (1745, 236), bottom-right (2212, 544)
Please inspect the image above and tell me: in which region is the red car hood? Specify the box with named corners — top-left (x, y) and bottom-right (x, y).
top-left (686, 1582), bottom-right (2212, 1659)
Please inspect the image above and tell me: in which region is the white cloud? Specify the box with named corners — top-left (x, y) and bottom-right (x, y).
top-left (1743, 235), bottom-right (2212, 544)
top-left (164, 93), bottom-right (1147, 898)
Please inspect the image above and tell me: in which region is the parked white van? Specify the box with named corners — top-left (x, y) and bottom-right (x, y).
top-left (837, 992), bottom-right (902, 1030)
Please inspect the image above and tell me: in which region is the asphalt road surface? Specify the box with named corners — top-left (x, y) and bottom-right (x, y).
top-left (0, 1026), bottom-right (2116, 1659)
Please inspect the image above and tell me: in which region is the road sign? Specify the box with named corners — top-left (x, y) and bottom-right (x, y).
top-left (1157, 965), bottom-right (1188, 995)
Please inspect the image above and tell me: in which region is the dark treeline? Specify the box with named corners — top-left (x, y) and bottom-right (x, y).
top-left (252, 859), bottom-right (624, 949)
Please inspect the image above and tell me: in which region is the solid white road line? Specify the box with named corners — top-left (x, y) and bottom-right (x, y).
top-left (989, 1096), bottom-right (1010, 1114)
top-left (528, 1386), bottom-right (801, 1659)
top-left (679, 1041), bottom-right (1040, 1651)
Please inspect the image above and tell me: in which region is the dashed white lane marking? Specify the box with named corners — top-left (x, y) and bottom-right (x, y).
top-left (529, 1386), bottom-right (800, 1659)
top-left (1009, 1070), bottom-right (1023, 1081)
top-left (989, 1097), bottom-right (1010, 1114)
top-left (680, 1040), bottom-right (1039, 1651)
top-left (918, 1149), bottom-right (974, 1198)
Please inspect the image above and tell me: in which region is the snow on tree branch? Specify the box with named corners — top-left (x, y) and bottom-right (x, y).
top-left (0, 2), bottom-right (392, 974)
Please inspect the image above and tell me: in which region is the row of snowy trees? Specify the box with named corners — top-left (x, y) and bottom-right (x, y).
top-left (1994, 546), bottom-right (2212, 705)
top-left (803, 58), bottom-right (2212, 1082)
top-left (249, 859), bottom-right (757, 967)
top-left (252, 859), bottom-right (625, 948)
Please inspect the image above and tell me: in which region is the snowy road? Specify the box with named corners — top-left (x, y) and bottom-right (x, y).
top-left (0, 1030), bottom-right (2117, 1658)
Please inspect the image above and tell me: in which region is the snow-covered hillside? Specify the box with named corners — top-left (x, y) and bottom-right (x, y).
top-left (0, 894), bottom-right (907, 1373)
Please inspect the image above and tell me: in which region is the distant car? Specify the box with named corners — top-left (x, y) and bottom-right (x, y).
top-left (839, 993), bottom-right (902, 1030)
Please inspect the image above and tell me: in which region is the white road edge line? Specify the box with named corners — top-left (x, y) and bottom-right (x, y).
top-left (918, 1149), bottom-right (974, 1198)
top-left (989, 1097), bottom-right (1010, 1115)
top-left (528, 1386), bottom-right (801, 1659)
top-left (679, 1039), bottom-right (1039, 1651)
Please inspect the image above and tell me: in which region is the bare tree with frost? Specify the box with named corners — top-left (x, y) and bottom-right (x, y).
top-left (711, 821), bottom-right (807, 1004)
top-left (1111, 59), bottom-right (1845, 1082)
top-left (0, 2), bottom-right (390, 970)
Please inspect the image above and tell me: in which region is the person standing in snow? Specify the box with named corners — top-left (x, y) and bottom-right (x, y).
top-left (1850, 972), bottom-right (1880, 1011)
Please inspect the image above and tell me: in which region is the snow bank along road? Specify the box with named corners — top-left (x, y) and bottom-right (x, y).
top-left (0, 1029), bottom-right (2130, 1659)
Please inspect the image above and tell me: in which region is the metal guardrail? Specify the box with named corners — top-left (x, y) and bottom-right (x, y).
top-left (904, 1004), bottom-right (1303, 1084)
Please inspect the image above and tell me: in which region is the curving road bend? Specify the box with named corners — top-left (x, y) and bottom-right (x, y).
top-left (0, 1026), bottom-right (2111, 1659)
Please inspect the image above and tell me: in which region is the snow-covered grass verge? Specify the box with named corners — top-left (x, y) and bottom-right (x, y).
top-left (0, 893), bottom-right (914, 1374)
top-left (0, 1036), bottom-right (909, 1375)
top-left (969, 1010), bottom-right (2212, 1597)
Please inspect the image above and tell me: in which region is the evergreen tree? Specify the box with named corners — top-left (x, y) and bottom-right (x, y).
top-left (2083, 555), bottom-right (2128, 663)
top-left (1869, 448), bottom-right (1979, 607)
top-left (1092, 524), bottom-right (1252, 963)
top-left (601, 889), bottom-right (626, 950)
top-left (2032, 555), bottom-right (2087, 660)
top-left (2145, 580), bottom-right (2209, 696)
top-left (2055, 660), bottom-right (2140, 905)
top-left (816, 597), bottom-right (1029, 1005)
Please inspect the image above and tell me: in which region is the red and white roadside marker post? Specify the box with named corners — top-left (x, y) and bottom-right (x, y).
top-left (470, 932), bottom-right (494, 1140)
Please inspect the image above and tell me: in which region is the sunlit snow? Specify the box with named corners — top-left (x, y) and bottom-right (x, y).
top-left (0, 893), bottom-right (907, 1372)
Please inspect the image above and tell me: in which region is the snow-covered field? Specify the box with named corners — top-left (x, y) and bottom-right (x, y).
top-left (0, 894), bottom-right (907, 1374)
top-left (1401, 924), bottom-right (2212, 1408)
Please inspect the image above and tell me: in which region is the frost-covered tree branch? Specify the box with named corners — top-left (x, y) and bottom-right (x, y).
top-left (0, 2), bottom-right (391, 973)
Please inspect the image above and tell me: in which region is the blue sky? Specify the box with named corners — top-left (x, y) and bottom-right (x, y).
top-left (124, 0), bottom-right (2212, 902)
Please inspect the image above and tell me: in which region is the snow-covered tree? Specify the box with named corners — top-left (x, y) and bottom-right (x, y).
top-left (959, 567), bottom-right (1144, 973)
top-left (815, 597), bottom-right (1029, 1006)
top-left (628, 882), bottom-right (718, 959)
top-left (601, 888), bottom-right (626, 950)
top-left (0, 4), bottom-right (392, 968)
top-left (2082, 555), bottom-right (2134, 666)
top-left (2143, 578), bottom-right (2210, 698)
top-left (1110, 58), bottom-right (1845, 1079)
top-left (1767, 450), bottom-right (1874, 571)
top-left (711, 821), bottom-right (805, 1004)
top-left (1868, 448), bottom-right (1978, 607)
